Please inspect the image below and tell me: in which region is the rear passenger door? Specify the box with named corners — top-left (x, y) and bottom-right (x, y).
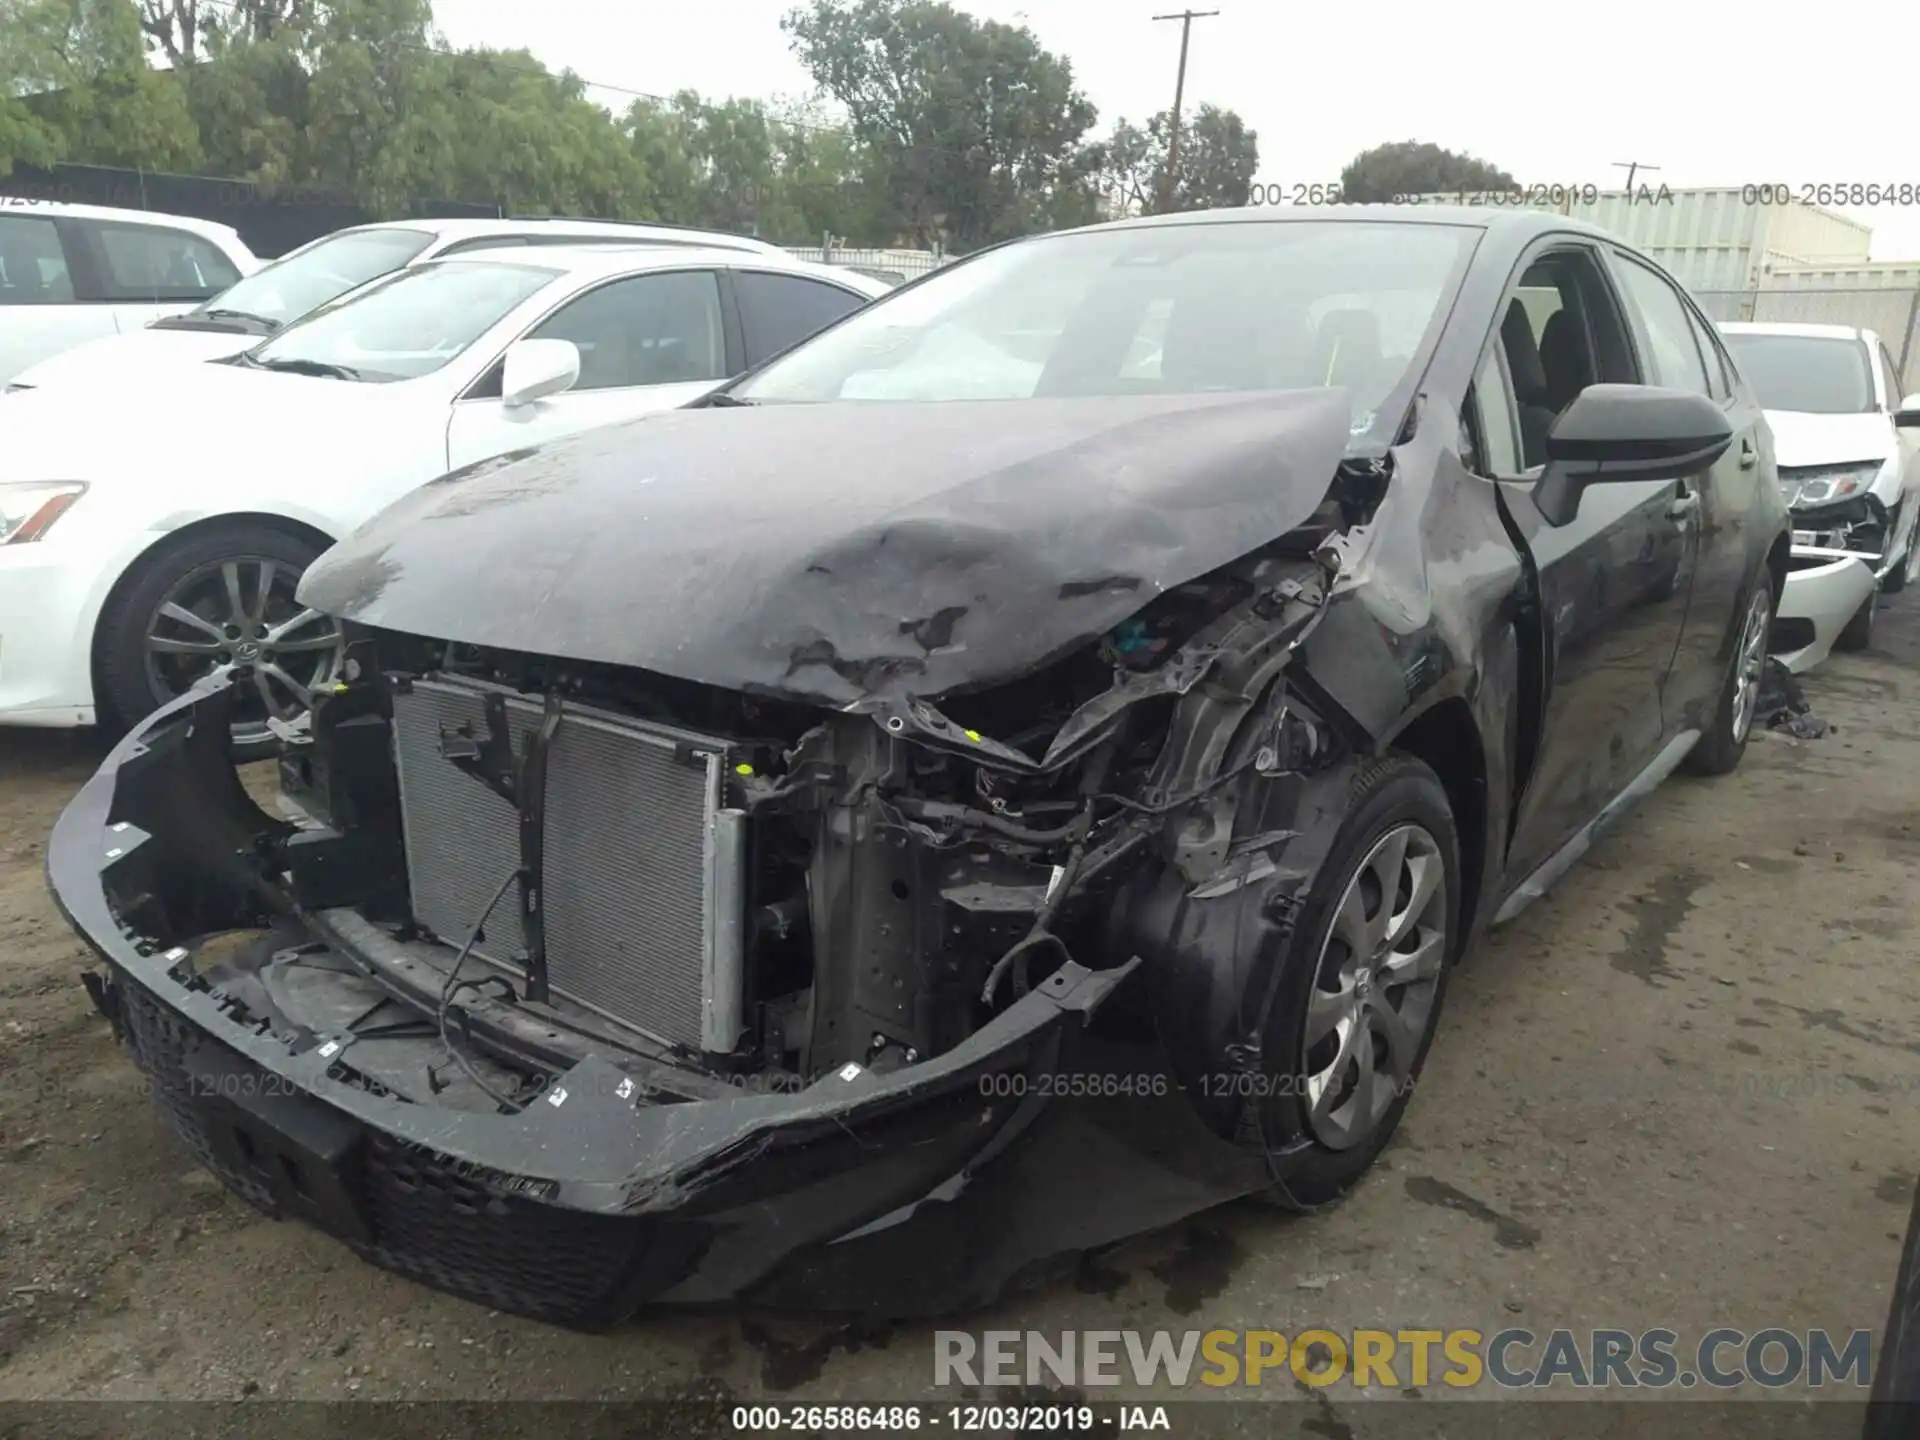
top-left (728, 268), bottom-right (873, 367)
top-left (0, 211), bottom-right (94, 381)
top-left (1606, 249), bottom-right (1765, 733)
top-left (446, 268), bottom-right (734, 470)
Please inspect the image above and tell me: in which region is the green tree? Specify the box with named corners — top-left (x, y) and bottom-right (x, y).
top-left (1339, 140), bottom-right (1517, 203)
top-left (0, 0), bottom-right (200, 173)
top-left (1102, 104), bottom-right (1258, 216)
top-left (427, 47), bottom-right (646, 217)
top-left (783, 0), bottom-right (1101, 250)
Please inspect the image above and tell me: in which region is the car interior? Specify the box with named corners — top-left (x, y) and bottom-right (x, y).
top-left (532, 272), bottom-right (726, 390)
top-left (1472, 252), bottom-right (1637, 474)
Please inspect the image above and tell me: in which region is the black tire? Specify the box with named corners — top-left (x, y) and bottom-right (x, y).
top-left (94, 521), bottom-right (334, 760)
top-left (1837, 588), bottom-right (1877, 652)
top-left (1239, 753), bottom-right (1461, 1211)
top-left (1683, 576), bottom-right (1774, 778)
top-left (1880, 504), bottom-right (1910, 595)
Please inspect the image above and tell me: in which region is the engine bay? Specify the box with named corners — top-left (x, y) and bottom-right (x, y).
top-left (264, 527), bottom-right (1347, 1114)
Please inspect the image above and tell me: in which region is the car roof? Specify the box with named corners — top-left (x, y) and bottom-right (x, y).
top-left (0, 198), bottom-right (248, 248)
top-left (1060, 202), bottom-right (1627, 246)
top-left (1718, 321), bottom-right (1867, 341)
top-left (423, 244), bottom-right (893, 293)
top-left (361, 215), bottom-right (784, 254)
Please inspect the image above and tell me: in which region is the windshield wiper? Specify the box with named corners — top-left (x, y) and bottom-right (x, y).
top-left (255, 356), bottom-right (363, 381)
top-left (152, 308), bottom-right (280, 336)
top-left (700, 391), bottom-right (757, 407)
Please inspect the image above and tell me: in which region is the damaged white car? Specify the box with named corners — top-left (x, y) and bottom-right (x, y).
top-left (1721, 321), bottom-right (1920, 668)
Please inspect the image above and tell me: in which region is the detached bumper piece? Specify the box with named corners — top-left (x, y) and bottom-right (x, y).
top-left (47, 678), bottom-right (1265, 1324)
top-left (1775, 545), bottom-right (1877, 675)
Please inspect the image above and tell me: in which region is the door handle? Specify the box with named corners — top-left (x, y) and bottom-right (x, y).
top-left (1667, 491), bottom-right (1700, 520)
top-left (1738, 438), bottom-right (1757, 469)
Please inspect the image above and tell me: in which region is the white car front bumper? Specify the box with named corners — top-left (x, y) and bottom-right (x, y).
top-left (1773, 546), bottom-right (1878, 675)
top-left (0, 539), bottom-right (101, 726)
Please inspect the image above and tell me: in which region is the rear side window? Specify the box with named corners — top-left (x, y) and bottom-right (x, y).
top-left (1613, 255), bottom-right (1711, 395)
top-left (1684, 308), bottom-right (1731, 401)
top-left (735, 270), bottom-right (869, 366)
top-left (90, 222), bottom-right (241, 302)
top-left (0, 215), bottom-right (75, 304)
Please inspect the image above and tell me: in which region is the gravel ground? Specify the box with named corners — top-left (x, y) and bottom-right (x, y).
top-left (1, 599), bottom-right (1916, 1436)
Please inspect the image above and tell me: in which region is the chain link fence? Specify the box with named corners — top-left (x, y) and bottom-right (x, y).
top-left (1697, 286), bottom-right (1920, 397)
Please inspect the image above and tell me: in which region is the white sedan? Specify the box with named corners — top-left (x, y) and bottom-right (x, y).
top-left (0, 245), bottom-right (886, 751)
top-left (4, 215), bottom-right (789, 393)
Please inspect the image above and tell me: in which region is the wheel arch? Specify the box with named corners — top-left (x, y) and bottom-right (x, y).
top-left (1765, 529), bottom-right (1789, 604)
top-left (1381, 694), bottom-right (1488, 947)
top-left (88, 510), bottom-right (340, 702)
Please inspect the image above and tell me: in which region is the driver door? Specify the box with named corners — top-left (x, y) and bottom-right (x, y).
top-left (1476, 242), bottom-right (1699, 885)
top-left (445, 268), bottom-right (732, 471)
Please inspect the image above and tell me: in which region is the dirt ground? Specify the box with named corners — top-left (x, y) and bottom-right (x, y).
top-left (1, 599), bottom-right (1917, 1432)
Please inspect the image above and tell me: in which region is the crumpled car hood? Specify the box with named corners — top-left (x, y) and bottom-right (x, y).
top-left (298, 391), bottom-right (1352, 706)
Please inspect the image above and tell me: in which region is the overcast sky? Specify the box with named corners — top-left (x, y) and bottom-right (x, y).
top-left (435, 0), bottom-right (1920, 263)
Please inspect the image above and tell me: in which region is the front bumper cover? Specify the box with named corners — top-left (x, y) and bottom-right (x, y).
top-left (46, 678), bottom-right (1277, 1325)
top-left (1774, 545), bottom-right (1877, 674)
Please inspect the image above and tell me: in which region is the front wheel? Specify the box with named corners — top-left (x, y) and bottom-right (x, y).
top-left (1683, 579), bottom-right (1772, 777)
top-left (1887, 504), bottom-right (1920, 595)
top-left (1240, 754), bottom-right (1460, 1210)
top-left (94, 522), bottom-right (344, 760)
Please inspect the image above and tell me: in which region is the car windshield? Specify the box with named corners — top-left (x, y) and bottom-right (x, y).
top-left (244, 260), bottom-right (558, 382)
top-left (1721, 333), bottom-right (1876, 415)
top-left (198, 227), bottom-right (435, 326)
top-left (730, 220), bottom-right (1478, 446)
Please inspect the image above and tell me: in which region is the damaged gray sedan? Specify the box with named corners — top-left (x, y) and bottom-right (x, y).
top-left (48, 207), bottom-right (1791, 1326)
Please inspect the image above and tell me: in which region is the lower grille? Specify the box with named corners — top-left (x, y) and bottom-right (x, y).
top-left (114, 973), bottom-right (662, 1326)
top-left (119, 982), bottom-right (277, 1212)
top-left (390, 677), bottom-right (746, 1054)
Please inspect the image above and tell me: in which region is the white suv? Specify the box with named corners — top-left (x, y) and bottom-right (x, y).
top-left (4, 215), bottom-right (788, 393)
top-left (0, 199), bottom-right (259, 382)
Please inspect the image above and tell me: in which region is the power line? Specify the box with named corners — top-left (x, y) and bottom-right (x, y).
top-left (1150, 9), bottom-right (1217, 213)
top-left (1611, 159), bottom-right (1661, 192)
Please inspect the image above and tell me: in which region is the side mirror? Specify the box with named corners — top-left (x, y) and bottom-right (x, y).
top-left (501, 338), bottom-right (580, 408)
top-left (1533, 384), bottom-right (1734, 527)
top-left (1896, 392), bottom-right (1920, 429)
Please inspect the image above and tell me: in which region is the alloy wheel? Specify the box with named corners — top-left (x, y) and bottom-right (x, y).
top-left (1729, 585), bottom-right (1772, 745)
top-left (1300, 823), bottom-right (1449, 1151)
top-left (142, 555), bottom-right (344, 744)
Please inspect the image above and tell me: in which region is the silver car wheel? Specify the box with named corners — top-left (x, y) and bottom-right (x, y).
top-left (1729, 585), bottom-right (1772, 746)
top-left (143, 555), bottom-right (344, 743)
top-left (1300, 822), bottom-right (1449, 1152)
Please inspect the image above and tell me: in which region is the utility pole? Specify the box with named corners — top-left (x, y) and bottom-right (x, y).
top-left (1611, 159), bottom-right (1661, 195)
top-left (1152, 8), bottom-right (1219, 213)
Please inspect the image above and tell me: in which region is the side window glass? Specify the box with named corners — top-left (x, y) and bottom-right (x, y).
top-left (1684, 308), bottom-right (1731, 401)
top-left (1492, 250), bottom-right (1613, 470)
top-left (1471, 344), bottom-right (1522, 477)
top-left (1614, 257), bottom-right (1711, 395)
top-left (94, 224), bottom-right (240, 301)
top-left (0, 216), bottom-right (75, 304)
top-left (735, 271), bottom-right (868, 366)
top-left (529, 270), bottom-right (725, 390)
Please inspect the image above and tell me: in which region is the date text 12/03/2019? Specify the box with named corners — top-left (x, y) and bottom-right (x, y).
top-left (729, 1403), bottom-right (1173, 1431)
top-left (1250, 183), bottom-right (1605, 207)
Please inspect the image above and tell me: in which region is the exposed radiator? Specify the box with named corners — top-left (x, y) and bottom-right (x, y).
top-left (388, 676), bottom-right (746, 1054)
